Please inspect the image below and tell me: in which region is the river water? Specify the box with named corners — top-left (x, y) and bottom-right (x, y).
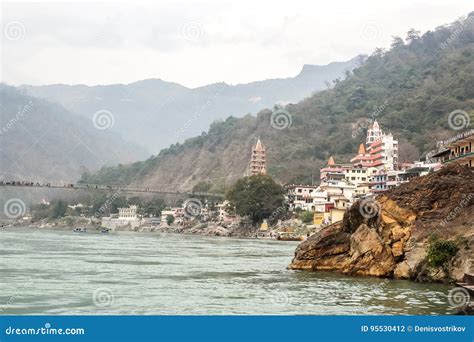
top-left (0, 227), bottom-right (455, 315)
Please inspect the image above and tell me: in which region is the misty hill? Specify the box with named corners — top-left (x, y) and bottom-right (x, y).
top-left (81, 12), bottom-right (474, 192)
top-left (0, 85), bottom-right (148, 182)
top-left (21, 56), bottom-right (365, 152)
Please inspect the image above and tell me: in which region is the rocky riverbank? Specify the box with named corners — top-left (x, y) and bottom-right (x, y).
top-left (289, 163), bottom-right (473, 283)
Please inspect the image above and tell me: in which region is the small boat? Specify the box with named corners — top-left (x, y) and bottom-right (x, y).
top-left (100, 228), bottom-right (111, 234)
top-left (277, 234), bottom-right (305, 241)
top-left (73, 227), bottom-right (87, 233)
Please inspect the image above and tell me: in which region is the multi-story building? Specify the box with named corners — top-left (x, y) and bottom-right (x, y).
top-left (119, 205), bottom-right (138, 219)
top-left (285, 184), bottom-right (319, 211)
top-left (248, 138), bottom-right (267, 176)
top-left (320, 156), bottom-right (350, 183)
top-left (102, 205), bottom-right (141, 230)
top-left (432, 129), bottom-right (473, 168)
top-left (367, 133), bottom-right (398, 171)
top-left (344, 165), bottom-right (377, 197)
top-left (366, 120), bottom-right (383, 144)
top-left (350, 144), bottom-right (372, 167)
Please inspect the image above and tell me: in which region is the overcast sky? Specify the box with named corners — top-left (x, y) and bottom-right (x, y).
top-left (1, 0), bottom-right (472, 88)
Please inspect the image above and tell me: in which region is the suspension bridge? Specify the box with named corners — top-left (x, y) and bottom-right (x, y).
top-left (0, 180), bottom-right (225, 198)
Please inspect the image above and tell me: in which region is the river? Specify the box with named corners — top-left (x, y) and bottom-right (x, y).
top-left (0, 227), bottom-right (455, 315)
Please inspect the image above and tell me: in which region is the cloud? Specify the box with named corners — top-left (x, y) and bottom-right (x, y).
top-left (1, 0), bottom-right (473, 87)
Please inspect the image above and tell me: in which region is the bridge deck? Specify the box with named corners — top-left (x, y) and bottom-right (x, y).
top-left (0, 181), bottom-right (224, 198)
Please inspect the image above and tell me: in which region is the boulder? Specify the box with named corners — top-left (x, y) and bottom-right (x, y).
top-left (289, 164), bottom-right (474, 283)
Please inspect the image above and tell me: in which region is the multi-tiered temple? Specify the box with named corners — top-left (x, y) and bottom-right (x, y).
top-left (248, 138), bottom-right (267, 176)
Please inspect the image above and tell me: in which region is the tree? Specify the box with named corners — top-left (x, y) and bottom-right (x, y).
top-left (391, 36), bottom-right (404, 49)
top-left (166, 215), bottom-right (175, 226)
top-left (110, 196), bottom-right (127, 214)
top-left (50, 200), bottom-right (67, 219)
top-left (300, 210), bottom-right (313, 224)
top-left (406, 28), bottom-right (421, 43)
top-left (142, 197), bottom-right (166, 217)
top-left (225, 174), bottom-right (285, 225)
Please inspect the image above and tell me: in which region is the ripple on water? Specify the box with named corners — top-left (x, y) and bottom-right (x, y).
top-left (0, 228), bottom-right (455, 315)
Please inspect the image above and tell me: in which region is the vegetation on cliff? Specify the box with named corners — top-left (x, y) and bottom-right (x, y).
top-left (81, 12), bottom-right (474, 191)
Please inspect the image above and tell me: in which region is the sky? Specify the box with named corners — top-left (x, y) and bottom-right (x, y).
top-left (1, 0), bottom-right (473, 88)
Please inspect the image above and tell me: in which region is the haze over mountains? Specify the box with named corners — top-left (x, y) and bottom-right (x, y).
top-left (0, 85), bottom-right (147, 182)
top-left (81, 12), bottom-right (474, 192)
top-left (21, 55), bottom-right (365, 153)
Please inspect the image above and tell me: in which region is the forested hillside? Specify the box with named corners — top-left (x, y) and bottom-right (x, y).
top-left (82, 12), bottom-right (474, 191)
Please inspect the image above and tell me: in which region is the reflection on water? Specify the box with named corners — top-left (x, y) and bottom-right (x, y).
top-left (0, 227), bottom-right (454, 315)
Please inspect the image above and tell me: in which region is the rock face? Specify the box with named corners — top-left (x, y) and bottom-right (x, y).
top-left (289, 163), bottom-right (474, 282)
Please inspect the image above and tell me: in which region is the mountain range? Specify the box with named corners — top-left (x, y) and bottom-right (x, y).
top-left (0, 85), bottom-right (147, 182)
top-left (20, 56), bottom-right (366, 153)
top-left (81, 12), bottom-right (474, 192)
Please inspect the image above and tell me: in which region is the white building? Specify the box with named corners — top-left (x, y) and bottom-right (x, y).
top-left (366, 120), bottom-right (383, 144)
top-left (102, 205), bottom-right (141, 230)
top-left (366, 122), bottom-right (398, 171)
top-left (161, 207), bottom-right (184, 224)
top-left (285, 184), bottom-right (319, 211)
top-left (119, 205), bottom-right (138, 219)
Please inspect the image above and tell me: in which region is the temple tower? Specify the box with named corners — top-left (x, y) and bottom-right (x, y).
top-left (248, 138), bottom-right (266, 176)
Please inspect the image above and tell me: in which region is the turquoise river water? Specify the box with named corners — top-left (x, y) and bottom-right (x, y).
top-left (0, 227), bottom-right (455, 315)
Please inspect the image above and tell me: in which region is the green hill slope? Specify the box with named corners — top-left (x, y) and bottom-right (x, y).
top-left (82, 12), bottom-right (474, 191)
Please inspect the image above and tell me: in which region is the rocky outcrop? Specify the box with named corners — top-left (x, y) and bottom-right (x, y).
top-left (289, 163), bottom-right (474, 282)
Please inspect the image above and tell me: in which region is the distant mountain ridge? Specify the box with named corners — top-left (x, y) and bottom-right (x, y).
top-left (0, 85), bottom-right (148, 182)
top-left (21, 55), bottom-right (366, 153)
top-left (81, 12), bottom-right (474, 192)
